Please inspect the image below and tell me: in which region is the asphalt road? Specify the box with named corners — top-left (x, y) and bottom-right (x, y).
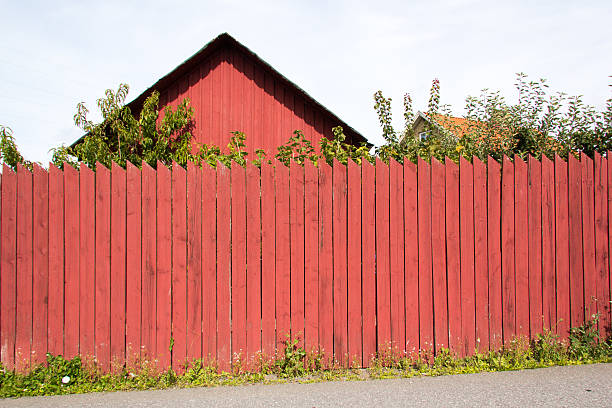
top-left (2, 363), bottom-right (611, 407)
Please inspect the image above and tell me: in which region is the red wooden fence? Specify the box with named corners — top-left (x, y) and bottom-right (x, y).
top-left (1, 154), bottom-right (611, 372)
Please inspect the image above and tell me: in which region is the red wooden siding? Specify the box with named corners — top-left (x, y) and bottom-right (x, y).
top-left (0, 155), bottom-right (610, 374)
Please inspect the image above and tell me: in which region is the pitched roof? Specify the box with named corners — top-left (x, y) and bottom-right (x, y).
top-left (126, 33), bottom-right (369, 146)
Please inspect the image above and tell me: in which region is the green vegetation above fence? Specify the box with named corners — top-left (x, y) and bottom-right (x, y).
top-left (1, 73), bottom-right (611, 172)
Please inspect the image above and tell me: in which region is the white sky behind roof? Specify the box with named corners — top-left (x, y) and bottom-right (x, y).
top-left (1, 0), bottom-right (611, 164)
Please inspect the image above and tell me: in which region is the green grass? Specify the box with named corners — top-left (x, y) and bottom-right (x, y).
top-left (1, 317), bottom-right (610, 399)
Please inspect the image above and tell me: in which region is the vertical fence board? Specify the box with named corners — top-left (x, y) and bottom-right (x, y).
top-left (389, 160), bottom-right (405, 353)
top-left (275, 161), bottom-right (291, 351)
top-left (608, 151), bottom-right (612, 335)
top-left (375, 159), bottom-right (391, 350)
top-left (555, 156), bottom-right (570, 337)
top-left (304, 161), bottom-right (319, 353)
top-left (32, 165), bottom-right (48, 365)
top-left (186, 162), bottom-right (201, 363)
top-left (79, 164), bottom-right (95, 360)
top-left (63, 165), bottom-right (80, 360)
top-left (501, 156), bottom-right (516, 344)
top-left (231, 163), bottom-right (247, 360)
top-left (48, 165), bottom-right (64, 358)
top-left (171, 164), bottom-right (187, 371)
top-left (16, 166), bottom-right (33, 371)
top-left (459, 157), bottom-right (475, 356)
top-left (245, 163), bottom-right (261, 362)
top-left (290, 162), bottom-right (305, 346)
top-left (110, 163), bottom-right (126, 370)
top-left (333, 160), bottom-right (348, 365)
top-left (260, 162), bottom-right (276, 356)
top-left (318, 162), bottom-right (333, 363)
top-left (418, 158), bottom-right (433, 352)
top-left (431, 159), bottom-right (448, 351)
top-left (202, 164), bottom-right (217, 363)
top-left (347, 160), bottom-right (362, 365)
top-left (94, 165), bottom-right (111, 371)
top-left (487, 157), bottom-right (502, 349)
top-left (541, 156), bottom-right (556, 331)
top-left (594, 154), bottom-right (610, 336)
top-left (362, 160), bottom-right (376, 364)
top-left (404, 160), bottom-right (419, 353)
top-left (216, 163), bottom-right (231, 371)
top-left (473, 157), bottom-right (488, 351)
top-left (568, 154), bottom-right (584, 328)
top-left (581, 154), bottom-right (596, 322)
top-left (126, 162), bottom-right (142, 366)
top-left (156, 163), bottom-right (172, 370)
top-left (445, 159), bottom-right (461, 353)
top-left (514, 156), bottom-right (529, 338)
top-left (528, 156), bottom-right (543, 337)
top-left (1, 166), bottom-right (17, 369)
top-left (141, 163), bottom-right (157, 360)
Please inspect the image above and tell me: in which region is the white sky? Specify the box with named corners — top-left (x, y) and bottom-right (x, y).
top-left (1, 0), bottom-right (610, 164)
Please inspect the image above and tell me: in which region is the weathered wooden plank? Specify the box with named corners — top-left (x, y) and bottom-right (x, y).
top-left (527, 156), bottom-right (542, 338)
top-left (245, 162), bottom-right (261, 363)
top-left (581, 153), bottom-right (596, 323)
top-left (445, 158), bottom-right (461, 353)
top-left (126, 162), bottom-right (142, 366)
top-left (473, 157), bottom-right (488, 351)
top-left (202, 163), bottom-right (217, 364)
top-left (79, 164), bottom-right (95, 360)
top-left (389, 159), bottom-right (405, 354)
top-left (32, 165), bottom-right (48, 366)
top-left (290, 162), bottom-right (305, 347)
top-left (48, 165), bottom-right (64, 358)
top-left (1, 166), bottom-right (17, 369)
top-left (333, 159), bottom-right (348, 366)
top-left (216, 163), bottom-right (231, 371)
top-left (541, 156), bottom-right (556, 332)
top-left (418, 158), bottom-right (434, 352)
top-left (275, 161), bottom-right (291, 352)
top-left (232, 163), bottom-right (247, 361)
top-left (487, 157), bottom-right (502, 350)
top-left (156, 162), bottom-right (172, 370)
top-left (318, 161), bottom-right (333, 364)
top-left (555, 155), bottom-right (570, 338)
top-left (375, 158), bottom-right (391, 350)
top-left (514, 155), bottom-right (529, 338)
top-left (459, 157), bottom-right (475, 356)
top-left (568, 154), bottom-right (584, 328)
top-left (260, 161), bottom-right (276, 357)
top-left (431, 158), bottom-right (448, 351)
top-left (347, 160), bottom-right (362, 365)
top-left (171, 163), bottom-right (187, 372)
top-left (110, 163), bottom-right (126, 371)
top-left (362, 160), bottom-right (376, 364)
top-left (304, 160), bottom-right (319, 353)
top-left (501, 156), bottom-right (516, 344)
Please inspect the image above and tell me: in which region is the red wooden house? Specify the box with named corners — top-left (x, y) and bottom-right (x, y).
top-left (126, 33), bottom-right (368, 155)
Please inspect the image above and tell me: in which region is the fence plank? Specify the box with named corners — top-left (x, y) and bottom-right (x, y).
top-left (514, 156), bottom-right (529, 338)
top-left (94, 165), bottom-right (111, 371)
top-left (594, 154), bottom-right (610, 336)
top-left (231, 163), bottom-right (247, 361)
top-left (445, 158), bottom-right (461, 353)
top-left (347, 160), bottom-right (362, 365)
top-left (362, 160), bottom-right (376, 364)
top-left (290, 162), bottom-right (305, 347)
top-left (333, 159), bottom-right (348, 366)
top-left (318, 161), bottom-right (333, 364)
top-left (141, 163), bottom-right (157, 361)
top-left (186, 162), bottom-right (201, 363)
top-left (541, 156), bottom-right (556, 331)
top-left (171, 163), bottom-right (187, 372)
top-left (110, 163), bottom-right (126, 371)
top-left (403, 159), bottom-right (419, 353)
top-left (418, 158), bottom-right (433, 352)
top-left (48, 165), bottom-right (64, 358)
top-left (32, 165), bottom-right (48, 366)
top-left (608, 151), bottom-right (612, 335)
top-left (555, 155), bottom-right (570, 337)
top-left (246, 162), bottom-right (261, 363)
top-left (275, 161), bottom-right (291, 352)
top-left (79, 164), bottom-right (95, 361)
top-left (202, 164), bottom-right (217, 363)
top-left (260, 162), bottom-right (276, 357)
top-left (216, 163), bottom-right (231, 371)
top-left (581, 153), bottom-right (596, 322)
top-left (389, 160), bottom-right (405, 354)
top-left (304, 160), bottom-right (319, 353)
top-left (473, 157), bottom-right (488, 351)
top-left (568, 154), bottom-right (584, 328)
top-left (431, 158), bottom-right (447, 351)
top-left (501, 156), bottom-right (516, 344)
top-left (156, 163), bottom-right (172, 370)
top-left (528, 156), bottom-right (543, 338)
top-left (459, 157), bottom-right (475, 356)
top-left (487, 157), bottom-right (502, 350)
top-left (126, 162), bottom-right (142, 366)
top-left (375, 158), bottom-right (391, 350)
top-left (1, 166), bottom-right (17, 369)
top-left (16, 165), bottom-right (33, 372)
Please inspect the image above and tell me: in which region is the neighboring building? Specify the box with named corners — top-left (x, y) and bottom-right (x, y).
top-left (409, 111), bottom-right (473, 142)
top-left (124, 33), bottom-right (368, 155)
